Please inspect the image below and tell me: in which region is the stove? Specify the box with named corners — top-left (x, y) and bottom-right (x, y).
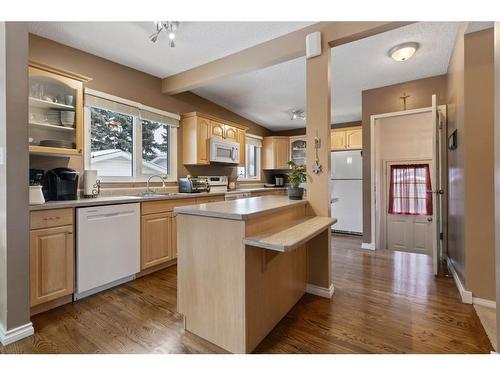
top-left (198, 176), bottom-right (228, 193)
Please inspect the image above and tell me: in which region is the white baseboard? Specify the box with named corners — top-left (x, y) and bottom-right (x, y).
top-left (473, 297), bottom-right (497, 309)
top-left (447, 258), bottom-right (473, 304)
top-left (306, 283), bottom-right (334, 298)
top-left (361, 242), bottom-right (375, 251)
top-left (0, 322), bottom-right (34, 346)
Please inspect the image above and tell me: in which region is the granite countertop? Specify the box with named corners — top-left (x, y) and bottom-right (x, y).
top-left (174, 195), bottom-right (307, 221)
top-left (29, 187), bottom-right (287, 211)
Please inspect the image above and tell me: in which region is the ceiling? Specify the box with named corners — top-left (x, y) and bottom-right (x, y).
top-left (29, 22), bottom-right (463, 132)
top-left (28, 21), bottom-right (314, 78)
top-left (192, 22), bottom-right (461, 131)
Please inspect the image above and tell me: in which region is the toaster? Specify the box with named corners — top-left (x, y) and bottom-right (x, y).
top-left (178, 177), bottom-right (210, 193)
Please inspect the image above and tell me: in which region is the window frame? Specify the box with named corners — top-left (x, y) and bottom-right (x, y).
top-left (237, 134), bottom-right (262, 182)
top-left (84, 106), bottom-right (178, 183)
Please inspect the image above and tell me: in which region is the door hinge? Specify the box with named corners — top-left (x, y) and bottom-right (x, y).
top-left (440, 232), bottom-right (444, 240)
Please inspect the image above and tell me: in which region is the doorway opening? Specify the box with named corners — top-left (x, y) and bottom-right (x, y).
top-left (370, 98), bottom-right (447, 275)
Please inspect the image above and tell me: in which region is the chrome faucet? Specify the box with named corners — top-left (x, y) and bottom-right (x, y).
top-left (146, 174), bottom-right (167, 194)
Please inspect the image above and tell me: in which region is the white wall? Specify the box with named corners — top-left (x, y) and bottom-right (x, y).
top-left (374, 110), bottom-right (433, 248)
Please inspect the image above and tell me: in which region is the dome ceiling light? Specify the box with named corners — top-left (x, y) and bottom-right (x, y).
top-left (388, 42), bottom-right (419, 62)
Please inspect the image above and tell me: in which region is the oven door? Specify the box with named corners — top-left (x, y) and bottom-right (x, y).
top-left (209, 138), bottom-right (240, 164)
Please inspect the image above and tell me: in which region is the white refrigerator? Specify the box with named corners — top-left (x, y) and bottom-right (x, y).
top-left (331, 150), bottom-right (363, 234)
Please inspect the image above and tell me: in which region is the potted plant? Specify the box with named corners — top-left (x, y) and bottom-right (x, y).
top-left (287, 160), bottom-right (306, 200)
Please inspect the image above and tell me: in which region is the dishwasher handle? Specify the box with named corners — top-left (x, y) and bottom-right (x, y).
top-left (86, 210), bottom-right (136, 220)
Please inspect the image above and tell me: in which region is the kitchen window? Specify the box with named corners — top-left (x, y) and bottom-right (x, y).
top-left (388, 164), bottom-right (432, 215)
top-left (237, 135), bottom-right (262, 181)
top-left (84, 89), bottom-right (179, 182)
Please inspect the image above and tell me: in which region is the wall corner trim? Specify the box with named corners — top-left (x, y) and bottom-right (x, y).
top-left (447, 257), bottom-right (473, 304)
top-left (0, 322), bottom-right (34, 346)
top-left (306, 283), bottom-right (334, 299)
top-left (361, 242), bottom-right (376, 251)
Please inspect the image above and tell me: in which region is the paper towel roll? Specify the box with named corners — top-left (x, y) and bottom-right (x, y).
top-left (84, 169), bottom-right (99, 197)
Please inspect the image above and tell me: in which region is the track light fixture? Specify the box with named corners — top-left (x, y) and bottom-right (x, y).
top-left (150, 21), bottom-right (179, 47)
top-left (290, 109), bottom-right (306, 121)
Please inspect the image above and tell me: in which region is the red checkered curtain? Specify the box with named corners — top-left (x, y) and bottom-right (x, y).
top-left (388, 164), bottom-right (432, 215)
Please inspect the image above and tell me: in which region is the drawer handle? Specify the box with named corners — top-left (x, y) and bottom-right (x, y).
top-left (43, 216), bottom-right (61, 221)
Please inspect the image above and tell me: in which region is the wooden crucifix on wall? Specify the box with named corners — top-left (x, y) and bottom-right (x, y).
top-left (400, 92), bottom-right (410, 110)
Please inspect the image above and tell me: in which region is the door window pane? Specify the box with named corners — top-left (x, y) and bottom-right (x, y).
top-left (141, 119), bottom-right (169, 175)
top-left (388, 164), bottom-right (432, 215)
top-left (90, 107), bottom-right (133, 177)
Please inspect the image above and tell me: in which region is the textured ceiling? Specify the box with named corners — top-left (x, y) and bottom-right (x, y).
top-left (28, 21), bottom-right (314, 78)
top-left (193, 22), bottom-right (461, 131)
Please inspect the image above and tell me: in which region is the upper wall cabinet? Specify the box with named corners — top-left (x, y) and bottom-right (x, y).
top-left (28, 62), bottom-right (91, 157)
top-left (181, 112), bottom-right (248, 165)
top-left (263, 136), bottom-right (290, 170)
top-left (331, 126), bottom-right (362, 151)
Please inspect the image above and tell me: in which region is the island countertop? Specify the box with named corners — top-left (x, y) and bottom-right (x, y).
top-left (174, 195), bottom-right (308, 221)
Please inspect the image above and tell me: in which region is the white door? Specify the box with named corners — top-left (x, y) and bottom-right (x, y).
top-left (387, 214), bottom-right (433, 254)
top-left (386, 162), bottom-right (434, 255)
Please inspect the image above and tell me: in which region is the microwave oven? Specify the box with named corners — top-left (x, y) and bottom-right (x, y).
top-left (209, 138), bottom-right (240, 164)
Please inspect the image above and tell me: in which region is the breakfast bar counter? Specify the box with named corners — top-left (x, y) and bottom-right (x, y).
top-left (175, 196), bottom-right (335, 353)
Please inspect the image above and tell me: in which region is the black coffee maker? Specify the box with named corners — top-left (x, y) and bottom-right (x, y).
top-left (43, 168), bottom-right (79, 201)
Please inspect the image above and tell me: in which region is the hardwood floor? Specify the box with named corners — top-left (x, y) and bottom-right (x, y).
top-left (0, 234), bottom-right (492, 354)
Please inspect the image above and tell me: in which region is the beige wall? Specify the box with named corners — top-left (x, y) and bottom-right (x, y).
top-left (447, 25), bottom-right (467, 283)
top-left (28, 34), bottom-right (272, 186)
top-left (0, 22), bottom-right (30, 334)
top-left (446, 26), bottom-right (496, 300)
top-left (494, 22), bottom-right (500, 348)
top-left (362, 75), bottom-right (448, 244)
top-left (463, 28), bottom-right (496, 300)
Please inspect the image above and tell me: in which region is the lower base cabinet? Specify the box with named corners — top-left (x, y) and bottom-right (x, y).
top-left (30, 223), bottom-right (74, 307)
top-left (250, 190), bottom-right (287, 197)
top-left (141, 211), bottom-right (175, 270)
top-left (140, 196), bottom-right (224, 271)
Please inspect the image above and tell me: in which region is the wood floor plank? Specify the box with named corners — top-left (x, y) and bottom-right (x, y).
top-left (0, 234), bottom-right (492, 354)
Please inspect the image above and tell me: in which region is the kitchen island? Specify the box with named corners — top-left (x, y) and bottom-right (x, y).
top-left (175, 196), bottom-right (335, 353)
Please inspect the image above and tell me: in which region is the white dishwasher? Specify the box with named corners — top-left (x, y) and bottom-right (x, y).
top-left (75, 203), bottom-right (140, 300)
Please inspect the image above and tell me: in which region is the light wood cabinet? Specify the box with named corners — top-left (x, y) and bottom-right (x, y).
top-left (330, 131), bottom-right (346, 150)
top-left (237, 128), bottom-right (246, 165)
top-left (224, 125), bottom-right (238, 142)
top-left (250, 190), bottom-right (287, 197)
top-left (346, 128), bottom-right (362, 149)
top-left (331, 126), bottom-right (362, 151)
top-left (210, 120), bottom-right (225, 138)
top-left (29, 209), bottom-right (74, 307)
top-left (141, 211), bottom-right (175, 270)
top-left (182, 112), bottom-right (248, 165)
top-left (140, 197), bottom-right (223, 271)
top-left (28, 62), bottom-right (90, 157)
top-left (263, 136), bottom-right (290, 169)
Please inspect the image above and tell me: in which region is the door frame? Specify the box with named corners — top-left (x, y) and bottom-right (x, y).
top-left (369, 103), bottom-right (447, 275)
top-left (382, 158), bottom-right (433, 252)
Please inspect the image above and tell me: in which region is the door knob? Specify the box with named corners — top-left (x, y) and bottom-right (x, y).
top-left (427, 217), bottom-right (433, 222)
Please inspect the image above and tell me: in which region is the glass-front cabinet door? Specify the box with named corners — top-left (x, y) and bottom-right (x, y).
top-left (290, 137), bottom-right (306, 166)
top-left (28, 64), bottom-right (87, 156)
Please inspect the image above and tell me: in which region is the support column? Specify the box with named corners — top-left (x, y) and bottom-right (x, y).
top-left (0, 21), bottom-right (32, 346)
top-left (305, 32), bottom-right (333, 296)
